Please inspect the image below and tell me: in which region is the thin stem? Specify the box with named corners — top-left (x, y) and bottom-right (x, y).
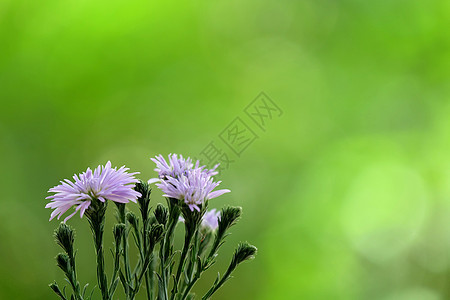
top-left (108, 244), bottom-right (121, 296)
top-left (187, 230), bottom-right (200, 281)
top-left (159, 198), bottom-right (180, 300)
top-left (172, 231), bottom-right (193, 297)
top-left (86, 201), bottom-right (110, 300)
top-left (179, 230), bottom-right (200, 300)
top-left (205, 234), bottom-right (222, 265)
top-left (159, 237), bottom-right (169, 300)
top-left (95, 242), bottom-right (109, 300)
top-left (147, 256), bottom-right (156, 300)
top-left (201, 267), bottom-right (233, 300)
top-left (181, 276), bottom-right (199, 300)
top-left (144, 271), bottom-right (152, 300)
top-left (125, 231), bottom-right (134, 288)
top-left (116, 203), bottom-right (132, 298)
top-left (131, 218), bottom-right (152, 300)
top-left (129, 252), bottom-right (154, 299)
top-left (201, 240), bottom-right (258, 300)
top-left (173, 204), bottom-right (204, 300)
top-left (142, 219), bottom-right (152, 300)
top-left (135, 180), bottom-right (153, 300)
top-left (68, 254), bottom-right (83, 300)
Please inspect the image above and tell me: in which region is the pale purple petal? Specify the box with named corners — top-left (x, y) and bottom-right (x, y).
top-left (208, 189), bottom-right (231, 200)
top-left (148, 178), bottom-right (160, 184)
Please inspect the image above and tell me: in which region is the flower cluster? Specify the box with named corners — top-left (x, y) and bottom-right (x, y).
top-left (149, 154), bottom-right (230, 211)
top-left (46, 161), bottom-right (141, 222)
top-left (46, 155), bottom-right (255, 300)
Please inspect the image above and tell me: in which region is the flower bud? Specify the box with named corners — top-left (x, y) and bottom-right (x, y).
top-left (154, 203), bottom-right (168, 226)
top-left (113, 223), bottom-right (126, 246)
top-left (54, 222), bottom-right (75, 257)
top-left (56, 253), bottom-right (70, 274)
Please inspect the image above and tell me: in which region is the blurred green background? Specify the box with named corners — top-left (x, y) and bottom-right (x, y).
top-left (1, 0), bottom-right (450, 299)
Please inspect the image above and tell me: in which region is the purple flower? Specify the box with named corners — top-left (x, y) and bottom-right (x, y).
top-left (178, 208), bottom-right (221, 230)
top-left (202, 209), bottom-right (220, 230)
top-left (46, 161), bottom-right (141, 222)
top-left (149, 154), bottom-right (230, 211)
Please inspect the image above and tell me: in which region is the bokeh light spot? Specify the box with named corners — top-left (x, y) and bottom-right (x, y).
top-left (341, 163), bottom-right (429, 263)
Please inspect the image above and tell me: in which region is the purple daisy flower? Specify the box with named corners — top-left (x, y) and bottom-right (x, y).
top-left (149, 154), bottom-right (230, 211)
top-left (202, 209), bottom-right (220, 230)
top-left (46, 161), bottom-right (141, 222)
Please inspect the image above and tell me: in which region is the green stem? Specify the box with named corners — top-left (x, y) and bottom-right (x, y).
top-left (69, 255), bottom-right (82, 300)
top-left (159, 238), bottom-right (169, 300)
top-left (135, 180), bottom-right (153, 299)
top-left (108, 245), bottom-right (121, 297)
top-left (148, 257), bottom-right (156, 300)
top-left (181, 275), bottom-right (199, 300)
top-left (205, 233), bottom-right (222, 265)
top-left (173, 231), bottom-right (193, 297)
top-left (87, 203), bottom-right (110, 300)
top-left (144, 271), bottom-right (152, 300)
top-left (159, 198), bottom-right (180, 300)
top-left (66, 253), bottom-right (83, 300)
top-left (201, 267), bottom-right (233, 300)
top-left (142, 219), bottom-right (152, 300)
top-left (130, 252), bottom-right (154, 299)
top-left (188, 230), bottom-right (200, 281)
top-left (116, 203), bottom-right (132, 299)
top-left (179, 230), bottom-right (200, 300)
top-left (125, 230), bottom-right (133, 291)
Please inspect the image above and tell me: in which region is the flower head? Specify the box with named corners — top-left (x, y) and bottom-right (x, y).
top-left (202, 209), bottom-right (220, 230)
top-left (46, 161), bottom-right (141, 222)
top-left (149, 154), bottom-right (230, 211)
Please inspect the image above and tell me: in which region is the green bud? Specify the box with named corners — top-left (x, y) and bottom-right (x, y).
top-left (49, 281), bottom-right (65, 299)
top-left (231, 242), bottom-right (257, 267)
top-left (56, 253), bottom-right (70, 274)
top-left (135, 180), bottom-right (151, 199)
top-left (113, 223), bottom-right (126, 246)
top-left (114, 202), bottom-right (126, 223)
top-left (148, 215), bottom-right (157, 226)
top-left (54, 222), bottom-right (75, 257)
top-left (148, 224), bottom-right (164, 247)
top-left (154, 203), bottom-right (168, 226)
top-left (218, 206), bottom-right (242, 236)
top-left (126, 211), bottom-right (138, 229)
